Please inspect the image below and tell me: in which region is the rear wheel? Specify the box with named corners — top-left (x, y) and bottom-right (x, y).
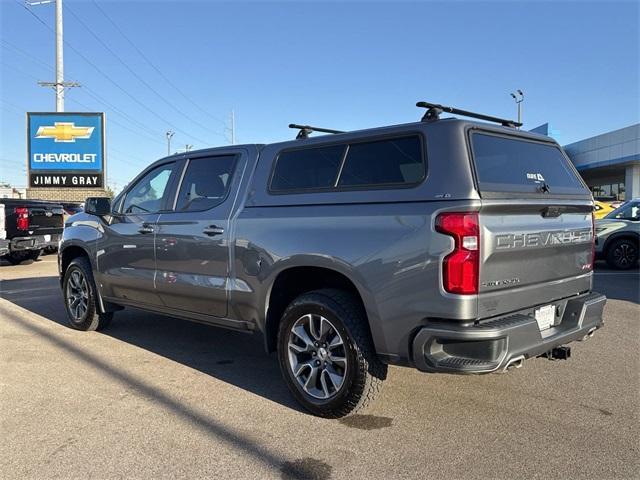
top-left (277, 289), bottom-right (387, 418)
top-left (606, 238), bottom-right (638, 270)
top-left (62, 257), bottom-right (112, 331)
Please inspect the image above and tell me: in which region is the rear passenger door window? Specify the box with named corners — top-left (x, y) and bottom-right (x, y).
top-left (175, 155), bottom-right (236, 211)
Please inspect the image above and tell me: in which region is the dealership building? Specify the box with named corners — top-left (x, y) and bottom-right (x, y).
top-left (563, 123), bottom-right (640, 201)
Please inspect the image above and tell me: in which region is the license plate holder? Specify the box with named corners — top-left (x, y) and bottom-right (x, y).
top-left (535, 304), bottom-right (556, 331)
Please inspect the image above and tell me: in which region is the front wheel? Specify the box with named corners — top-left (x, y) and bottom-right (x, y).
top-left (606, 238), bottom-right (639, 270)
top-left (277, 289), bottom-right (387, 418)
top-left (62, 257), bottom-right (112, 331)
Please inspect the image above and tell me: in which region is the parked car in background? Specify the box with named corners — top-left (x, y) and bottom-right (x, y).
top-left (61, 202), bottom-right (84, 219)
top-left (42, 202), bottom-right (85, 254)
top-left (0, 198), bottom-right (64, 264)
top-left (595, 198), bottom-right (640, 269)
top-left (58, 102), bottom-right (605, 417)
top-left (593, 200), bottom-right (616, 219)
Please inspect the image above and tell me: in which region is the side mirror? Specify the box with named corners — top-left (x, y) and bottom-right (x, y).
top-left (84, 197), bottom-right (112, 216)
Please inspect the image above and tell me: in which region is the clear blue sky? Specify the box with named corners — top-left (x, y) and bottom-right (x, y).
top-left (1, 0), bottom-right (638, 191)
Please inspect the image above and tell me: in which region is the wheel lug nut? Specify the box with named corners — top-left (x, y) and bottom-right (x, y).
top-left (312, 351), bottom-right (316, 356)
top-left (315, 360), bottom-right (320, 366)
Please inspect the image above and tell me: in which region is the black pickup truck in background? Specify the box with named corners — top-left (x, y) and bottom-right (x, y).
top-left (0, 199), bottom-right (64, 265)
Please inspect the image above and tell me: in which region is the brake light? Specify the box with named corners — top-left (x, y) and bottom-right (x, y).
top-left (15, 207), bottom-right (29, 231)
top-left (436, 212), bottom-right (479, 294)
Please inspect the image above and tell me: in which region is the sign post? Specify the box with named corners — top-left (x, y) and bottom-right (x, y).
top-left (27, 112), bottom-right (105, 189)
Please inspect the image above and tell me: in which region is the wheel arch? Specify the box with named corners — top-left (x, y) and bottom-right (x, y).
top-left (59, 244), bottom-right (92, 281)
top-left (262, 263), bottom-right (378, 354)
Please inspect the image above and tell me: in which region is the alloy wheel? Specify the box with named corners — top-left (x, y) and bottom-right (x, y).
top-left (613, 243), bottom-right (637, 267)
top-left (66, 269), bottom-right (89, 321)
top-left (287, 313), bottom-right (348, 400)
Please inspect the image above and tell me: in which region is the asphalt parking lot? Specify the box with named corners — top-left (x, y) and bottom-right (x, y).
top-left (1, 255), bottom-right (638, 480)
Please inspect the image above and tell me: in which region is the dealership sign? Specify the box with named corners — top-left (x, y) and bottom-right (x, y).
top-left (27, 112), bottom-right (105, 188)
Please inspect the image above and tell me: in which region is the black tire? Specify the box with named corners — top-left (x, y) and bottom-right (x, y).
top-left (5, 250), bottom-right (40, 265)
top-left (605, 238), bottom-right (639, 270)
top-left (62, 256), bottom-right (113, 331)
top-left (277, 288), bottom-right (387, 418)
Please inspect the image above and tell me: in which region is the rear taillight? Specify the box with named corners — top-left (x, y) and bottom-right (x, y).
top-left (436, 212), bottom-right (479, 295)
top-left (15, 207), bottom-right (29, 231)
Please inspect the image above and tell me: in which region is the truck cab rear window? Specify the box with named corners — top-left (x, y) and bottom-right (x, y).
top-left (270, 135), bottom-right (424, 193)
top-left (471, 133), bottom-right (586, 195)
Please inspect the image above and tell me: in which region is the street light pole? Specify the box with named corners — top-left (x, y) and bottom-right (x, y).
top-left (166, 130), bottom-right (175, 156)
top-left (510, 89), bottom-right (524, 127)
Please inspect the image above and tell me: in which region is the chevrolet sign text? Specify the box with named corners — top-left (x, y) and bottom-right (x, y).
top-left (495, 229), bottom-right (592, 250)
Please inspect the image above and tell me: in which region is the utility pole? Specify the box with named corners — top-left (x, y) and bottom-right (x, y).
top-left (166, 130), bottom-right (175, 156)
top-left (510, 89), bottom-right (524, 127)
top-left (30, 0), bottom-right (79, 111)
top-left (185, 144), bottom-right (193, 152)
top-left (54, 0), bottom-right (64, 111)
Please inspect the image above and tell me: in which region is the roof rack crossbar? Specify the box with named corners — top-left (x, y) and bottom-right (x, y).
top-left (289, 123), bottom-right (345, 140)
top-left (416, 101), bottom-right (522, 128)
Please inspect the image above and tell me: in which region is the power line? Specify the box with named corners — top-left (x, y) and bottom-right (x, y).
top-left (64, 3), bottom-right (225, 141)
top-left (0, 56), bottom-right (165, 146)
top-left (66, 97), bottom-right (164, 148)
top-left (1, 38), bottom-right (53, 73)
top-left (15, 1), bottom-right (212, 147)
top-left (90, 0), bottom-right (228, 129)
top-left (1, 40), bottom-right (165, 142)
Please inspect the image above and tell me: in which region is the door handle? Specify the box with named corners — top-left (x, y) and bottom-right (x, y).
top-left (203, 225), bottom-right (224, 236)
top-left (138, 224), bottom-right (154, 234)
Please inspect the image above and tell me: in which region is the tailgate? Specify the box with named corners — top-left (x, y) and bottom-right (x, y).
top-left (478, 201), bottom-right (593, 317)
top-left (28, 204), bottom-right (64, 235)
top-left (469, 130), bottom-right (594, 318)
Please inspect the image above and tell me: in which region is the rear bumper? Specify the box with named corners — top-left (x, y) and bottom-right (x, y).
top-left (412, 291), bottom-right (606, 373)
top-left (0, 239), bottom-right (9, 256)
top-left (9, 234), bottom-right (61, 251)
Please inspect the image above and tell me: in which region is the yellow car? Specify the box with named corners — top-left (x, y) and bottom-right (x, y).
top-left (594, 201), bottom-right (616, 219)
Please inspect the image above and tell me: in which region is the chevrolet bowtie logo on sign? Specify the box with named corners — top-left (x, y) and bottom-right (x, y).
top-left (28, 112), bottom-right (105, 189)
top-left (35, 122), bottom-right (94, 143)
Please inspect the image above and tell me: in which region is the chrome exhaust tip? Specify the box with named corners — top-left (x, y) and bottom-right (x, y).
top-left (581, 327), bottom-right (597, 341)
top-left (502, 355), bottom-right (525, 372)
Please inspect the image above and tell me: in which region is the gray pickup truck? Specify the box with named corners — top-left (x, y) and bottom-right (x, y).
top-left (59, 102), bottom-right (606, 417)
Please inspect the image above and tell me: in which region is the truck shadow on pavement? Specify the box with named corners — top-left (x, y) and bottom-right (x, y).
top-left (0, 275), bottom-right (302, 414)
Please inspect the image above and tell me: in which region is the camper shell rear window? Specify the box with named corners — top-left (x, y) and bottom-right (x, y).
top-left (470, 132), bottom-right (588, 196)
